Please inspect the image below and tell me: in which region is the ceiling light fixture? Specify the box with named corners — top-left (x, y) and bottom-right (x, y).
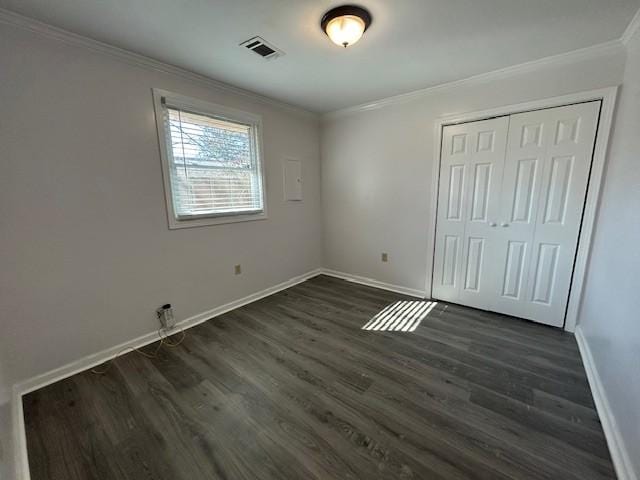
top-left (321, 5), bottom-right (372, 48)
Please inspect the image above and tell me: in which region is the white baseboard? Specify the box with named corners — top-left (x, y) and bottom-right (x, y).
top-left (12, 387), bottom-right (26, 480)
top-left (320, 268), bottom-right (425, 298)
top-left (575, 326), bottom-right (638, 480)
top-left (11, 267), bottom-right (323, 480)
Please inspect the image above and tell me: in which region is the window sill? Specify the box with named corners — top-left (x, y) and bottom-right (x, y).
top-left (167, 211), bottom-right (267, 230)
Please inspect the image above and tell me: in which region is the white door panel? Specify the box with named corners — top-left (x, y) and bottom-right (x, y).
top-left (500, 240), bottom-right (528, 299)
top-left (492, 108), bottom-right (549, 317)
top-left (432, 116), bottom-right (509, 309)
top-left (521, 102), bottom-right (600, 326)
top-left (433, 101), bottom-right (601, 328)
top-left (493, 102), bottom-right (601, 326)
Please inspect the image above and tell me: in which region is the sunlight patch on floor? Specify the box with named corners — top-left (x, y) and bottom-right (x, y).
top-left (362, 300), bottom-right (437, 332)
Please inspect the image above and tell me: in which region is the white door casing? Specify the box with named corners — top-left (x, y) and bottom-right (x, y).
top-left (432, 101), bottom-right (601, 327)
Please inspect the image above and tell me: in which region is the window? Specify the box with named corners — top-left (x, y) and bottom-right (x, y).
top-left (153, 89), bottom-right (266, 228)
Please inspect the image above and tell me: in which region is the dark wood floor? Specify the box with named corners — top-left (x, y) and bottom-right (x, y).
top-left (23, 275), bottom-right (615, 479)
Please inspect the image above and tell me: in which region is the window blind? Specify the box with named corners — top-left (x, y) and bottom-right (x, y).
top-left (164, 106), bottom-right (264, 218)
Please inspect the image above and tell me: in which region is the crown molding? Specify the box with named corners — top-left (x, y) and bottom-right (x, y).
top-left (0, 6), bottom-right (635, 122)
top-left (323, 39), bottom-right (624, 120)
top-left (0, 8), bottom-right (317, 120)
top-left (621, 6), bottom-right (640, 45)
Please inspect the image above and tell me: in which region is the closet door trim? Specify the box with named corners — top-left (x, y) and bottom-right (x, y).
top-left (426, 86), bottom-right (618, 331)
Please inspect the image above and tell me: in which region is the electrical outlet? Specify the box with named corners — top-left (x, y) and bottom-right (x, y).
top-left (381, 252), bottom-right (388, 262)
top-left (234, 264), bottom-right (242, 275)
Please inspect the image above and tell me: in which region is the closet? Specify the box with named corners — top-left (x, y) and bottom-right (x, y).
top-left (432, 101), bottom-right (600, 327)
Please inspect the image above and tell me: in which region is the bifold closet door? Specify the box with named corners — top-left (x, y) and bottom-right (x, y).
top-left (492, 101), bottom-right (600, 326)
top-left (432, 101), bottom-right (600, 327)
top-left (432, 116), bottom-right (510, 310)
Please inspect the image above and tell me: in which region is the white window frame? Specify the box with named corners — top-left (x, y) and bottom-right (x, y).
top-left (152, 88), bottom-right (268, 229)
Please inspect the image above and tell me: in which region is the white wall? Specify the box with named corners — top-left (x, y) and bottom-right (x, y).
top-left (577, 28), bottom-right (640, 478)
top-left (0, 22), bottom-right (322, 407)
top-left (321, 47), bottom-right (626, 293)
top-left (0, 402), bottom-right (10, 480)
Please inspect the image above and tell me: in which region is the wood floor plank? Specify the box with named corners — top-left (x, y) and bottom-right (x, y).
top-left (23, 275), bottom-right (616, 479)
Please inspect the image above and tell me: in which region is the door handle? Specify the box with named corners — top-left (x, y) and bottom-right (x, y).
top-left (501, 222), bottom-right (510, 227)
top-left (488, 222), bottom-right (497, 227)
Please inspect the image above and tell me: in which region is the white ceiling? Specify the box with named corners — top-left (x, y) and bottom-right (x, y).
top-left (1, 0), bottom-right (639, 112)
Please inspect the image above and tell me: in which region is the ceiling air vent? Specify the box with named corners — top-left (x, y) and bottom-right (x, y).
top-left (240, 36), bottom-right (284, 60)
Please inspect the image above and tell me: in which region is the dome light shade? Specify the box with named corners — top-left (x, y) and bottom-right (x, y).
top-left (325, 15), bottom-right (365, 47)
top-left (321, 5), bottom-right (372, 48)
